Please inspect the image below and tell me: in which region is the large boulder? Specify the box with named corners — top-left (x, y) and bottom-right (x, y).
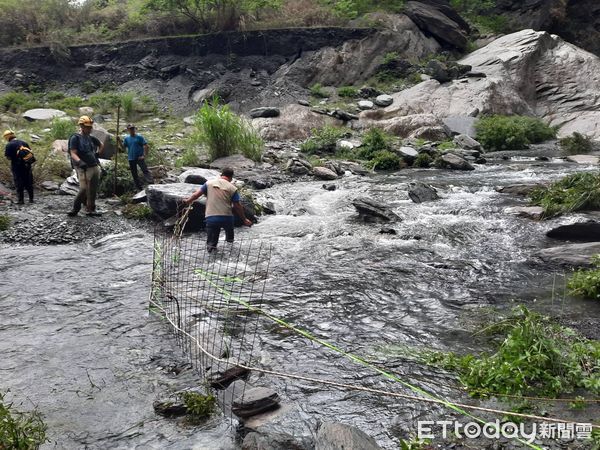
top-left (403, 0), bottom-right (470, 50)
top-left (315, 422), bottom-right (383, 450)
top-left (352, 197), bottom-right (401, 222)
top-left (546, 221), bottom-right (600, 242)
top-left (253, 104), bottom-right (343, 141)
top-left (22, 108), bottom-right (66, 121)
top-left (273, 15), bottom-right (440, 87)
top-left (146, 183), bottom-right (206, 230)
top-left (535, 242), bottom-right (600, 267)
top-left (178, 168), bottom-right (220, 184)
top-left (365, 30), bottom-right (600, 140)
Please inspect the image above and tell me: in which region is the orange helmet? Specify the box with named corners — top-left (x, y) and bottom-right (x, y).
top-left (78, 115), bottom-right (94, 126)
top-left (3, 129), bottom-right (15, 140)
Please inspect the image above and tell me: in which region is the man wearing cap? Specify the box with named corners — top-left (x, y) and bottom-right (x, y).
top-left (183, 167), bottom-right (252, 253)
top-left (3, 130), bottom-right (34, 204)
top-left (67, 115), bottom-right (104, 217)
top-left (121, 124), bottom-right (154, 190)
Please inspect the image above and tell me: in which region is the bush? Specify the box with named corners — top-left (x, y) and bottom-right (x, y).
top-left (559, 132), bottom-right (594, 155)
top-left (0, 391), bottom-right (47, 449)
top-left (529, 171), bottom-right (600, 218)
top-left (337, 86), bottom-right (358, 98)
top-left (123, 203), bottom-right (153, 220)
top-left (300, 125), bottom-right (348, 154)
top-left (475, 115), bottom-right (557, 151)
top-left (48, 118), bottom-right (75, 140)
top-left (309, 83), bottom-right (328, 98)
top-left (368, 150), bottom-right (403, 171)
top-left (181, 391), bottom-right (215, 422)
top-left (0, 92), bottom-right (39, 113)
top-left (425, 306), bottom-right (600, 397)
top-left (356, 127), bottom-right (393, 160)
top-left (0, 215), bottom-right (10, 231)
top-left (98, 155), bottom-right (136, 197)
top-left (568, 255), bottom-right (600, 300)
top-left (176, 147), bottom-right (201, 167)
top-left (413, 153), bottom-right (432, 168)
top-left (191, 98), bottom-right (263, 162)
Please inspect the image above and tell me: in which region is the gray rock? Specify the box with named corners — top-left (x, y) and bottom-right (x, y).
top-left (147, 183), bottom-right (206, 229)
top-left (546, 222), bottom-right (600, 242)
top-left (397, 146), bottom-right (418, 160)
top-left (232, 387), bottom-right (280, 419)
top-left (22, 108), bottom-right (66, 121)
top-left (183, 116), bottom-right (196, 126)
top-left (408, 182), bottom-right (439, 203)
top-left (535, 242), bottom-right (600, 267)
top-left (40, 181), bottom-right (60, 191)
top-left (357, 100), bottom-right (374, 110)
top-left (566, 155), bottom-right (600, 164)
top-left (374, 94), bottom-right (393, 107)
top-left (352, 197), bottom-right (401, 222)
top-left (312, 167), bottom-right (338, 180)
top-left (84, 62), bottom-right (106, 72)
top-left (178, 168), bottom-right (220, 184)
top-left (242, 432), bottom-right (311, 450)
top-left (438, 153), bottom-right (475, 170)
top-left (250, 107), bottom-right (281, 119)
top-left (331, 110), bottom-right (359, 121)
top-left (210, 154), bottom-right (256, 171)
top-left (504, 206), bottom-right (545, 220)
top-left (322, 183), bottom-right (337, 191)
top-left (131, 191), bottom-right (148, 203)
top-left (315, 422), bottom-right (383, 450)
top-left (453, 134), bottom-right (482, 151)
top-left (495, 183), bottom-right (547, 196)
top-left (442, 116), bottom-right (478, 137)
top-left (404, 1), bottom-right (469, 50)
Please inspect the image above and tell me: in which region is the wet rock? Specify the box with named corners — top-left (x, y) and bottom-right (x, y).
top-left (147, 183), bottom-right (205, 226)
top-left (286, 157), bottom-right (312, 175)
top-left (352, 197), bottom-right (401, 222)
top-left (546, 222), bottom-right (600, 242)
top-left (504, 206), bottom-right (544, 220)
top-left (232, 387), bottom-right (280, 419)
top-left (322, 183), bottom-right (336, 191)
top-left (408, 182), bottom-right (439, 203)
top-left (250, 107), bottom-right (281, 119)
top-left (242, 431), bottom-right (311, 450)
top-left (495, 183), bottom-right (547, 196)
top-left (339, 161), bottom-right (368, 175)
top-left (131, 191), bottom-right (147, 203)
top-left (566, 155), bottom-right (600, 164)
top-left (312, 167), bottom-right (338, 180)
top-left (41, 181), bottom-right (60, 191)
top-left (178, 168), bottom-right (220, 184)
top-left (397, 146), bottom-right (418, 161)
top-left (315, 422), bottom-right (383, 450)
top-left (535, 242), bottom-right (600, 267)
top-left (438, 153), bottom-right (474, 170)
top-left (324, 160), bottom-right (345, 176)
top-left (379, 227), bottom-right (396, 234)
top-left (331, 109), bottom-right (359, 122)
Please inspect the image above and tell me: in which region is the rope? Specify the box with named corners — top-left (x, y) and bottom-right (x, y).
top-left (148, 296), bottom-right (598, 429)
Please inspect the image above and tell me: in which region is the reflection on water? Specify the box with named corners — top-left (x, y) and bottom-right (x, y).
top-left (1, 160), bottom-right (600, 449)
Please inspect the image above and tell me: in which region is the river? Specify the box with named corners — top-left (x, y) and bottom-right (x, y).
top-left (1, 157), bottom-right (599, 449)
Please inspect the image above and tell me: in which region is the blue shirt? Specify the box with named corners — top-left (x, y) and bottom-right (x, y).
top-left (123, 134), bottom-right (147, 161)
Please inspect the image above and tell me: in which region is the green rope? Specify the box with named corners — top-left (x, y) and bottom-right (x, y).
top-left (194, 268), bottom-right (545, 449)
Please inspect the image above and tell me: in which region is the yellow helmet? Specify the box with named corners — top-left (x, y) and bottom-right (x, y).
top-left (78, 115), bottom-right (94, 126)
top-left (2, 130), bottom-right (14, 140)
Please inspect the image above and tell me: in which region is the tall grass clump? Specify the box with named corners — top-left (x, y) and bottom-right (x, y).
top-left (559, 132), bottom-right (594, 155)
top-left (529, 171), bottom-right (600, 218)
top-left (0, 215), bottom-right (10, 231)
top-left (192, 98), bottom-right (263, 162)
top-left (48, 118), bottom-right (75, 140)
top-left (424, 306), bottom-right (600, 397)
top-left (475, 115), bottom-right (557, 151)
top-left (0, 391), bottom-right (47, 449)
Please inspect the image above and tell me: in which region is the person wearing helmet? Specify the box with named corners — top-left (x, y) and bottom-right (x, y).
top-left (67, 116), bottom-right (104, 217)
top-left (120, 123), bottom-right (154, 190)
top-left (3, 130), bottom-right (34, 205)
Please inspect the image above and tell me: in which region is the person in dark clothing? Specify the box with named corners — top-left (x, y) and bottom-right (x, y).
top-left (120, 124), bottom-right (154, 190)
top-left (3, 130), bottom-right (34, 204)
top-left (67, 116), bottom-right (104, 217)
top-left (183, 168), bottom-right (252, 252)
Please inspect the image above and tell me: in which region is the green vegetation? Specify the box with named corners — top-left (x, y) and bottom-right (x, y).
top-left (450, 0), bottom-right (512, 34)
top-left (356, 127), bottom-right (393, 159)
top-left (424, 306), bottom-right (600, 398)
top-left (529, 171), bottom-right (600, 218)
top-left (559, 132), bottom-right (594, 155)
top-left (475, 115), bottom-right (557, 151)
top-left (413, 153), bottom-right (432, 168)
top-left (309, 83), bottom-right (329, 99)
top-left (48, 118), bottom-right (75, 140)
top-left (122, 203), bottom-right (154, 220)
top-left (399, 437), bottom-right (432, 450)
top-left (436, 140), bottom-right (455, 151)
top-left (568, 255), bottom-right (600, 300)
top-left (99, 154), bottom-right (137, 197)
top-left (300, 125), bottom-right (349, 154)
top-left (176, 147), bottom-right (202, 167)
top-left (0, 215), bottom-right (10, 231)
top-left (180, 391), bottom-right (216, 421)
top-left (190, 98), bottom-right (263, 162)
top-left (0, 391), bottom-right (47, 449)
top-left (367, 149), bottom-right (402, 171)
top-left (337, 86), bottom-right (359, 98)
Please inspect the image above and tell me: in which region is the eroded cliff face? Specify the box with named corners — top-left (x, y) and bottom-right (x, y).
top-left (496, 0), bottom-right (600, 56)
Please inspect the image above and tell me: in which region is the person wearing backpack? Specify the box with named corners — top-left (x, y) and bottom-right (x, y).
top-left (67, 116), bottom-right (104, 217)
top-left (120, 123), bottom-right (154, 190)
top-left (3, 130), bottom-right (34, 204)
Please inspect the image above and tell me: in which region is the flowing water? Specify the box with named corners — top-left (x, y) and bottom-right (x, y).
top-left (1, 158), bottom-right (599, 449)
